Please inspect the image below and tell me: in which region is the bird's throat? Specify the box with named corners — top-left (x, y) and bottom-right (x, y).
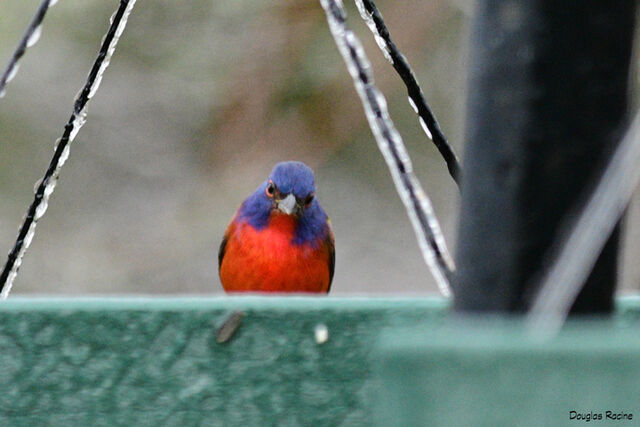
top-left (268, 211), bottom-right (298, 235)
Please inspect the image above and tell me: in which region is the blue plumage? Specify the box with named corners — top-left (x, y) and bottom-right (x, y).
top-left (268, 161), bottom-right (315, 199)
top-left (237, 161), bottom-right (329, 247)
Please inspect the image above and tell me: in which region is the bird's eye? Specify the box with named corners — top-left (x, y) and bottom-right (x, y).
top-left (304, 193), bottom-right (315, 206)
top-left (266, 181), bottom-right (276, 197)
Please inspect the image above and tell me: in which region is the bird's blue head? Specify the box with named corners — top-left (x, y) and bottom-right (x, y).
top-left (238, 161), bottom-right (329, 245)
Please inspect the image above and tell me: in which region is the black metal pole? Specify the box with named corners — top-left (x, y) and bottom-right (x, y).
top-left (454, 0), bottom-right (636, 313)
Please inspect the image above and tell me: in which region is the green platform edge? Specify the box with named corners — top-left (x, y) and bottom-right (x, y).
top-left (375, 296), bottom-right (640, 427)
top-left (0, 296), bottom-right (638, 426)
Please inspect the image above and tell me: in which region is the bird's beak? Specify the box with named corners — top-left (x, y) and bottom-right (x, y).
top-left (277, 193), bottom-right (297, 215)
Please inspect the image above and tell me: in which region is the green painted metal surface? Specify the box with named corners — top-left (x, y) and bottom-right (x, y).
top-left (0, 297), bottom-right (448, 426)
top-left (0, 296), bottom-right (638, 426)
top-left (375, 299), bottom-right (640, 427)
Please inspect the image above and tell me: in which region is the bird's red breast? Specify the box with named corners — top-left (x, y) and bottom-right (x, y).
top-left (219, 212), bottom-right (333, 293)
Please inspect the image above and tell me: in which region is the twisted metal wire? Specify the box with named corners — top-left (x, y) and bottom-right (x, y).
top-left (321, 0), bottom-right (455, 296)
top-left (528, 112), bottom-right (640, 337)
top-left (0, 0), bottom-right (138, 297)
top-left (354, 0), bottom-right (461, 185)
top-left (0, 0), bottom-right (57, 99)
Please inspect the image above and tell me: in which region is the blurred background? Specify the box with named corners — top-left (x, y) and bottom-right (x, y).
top-left (0, 0), bottom-right (637, 295)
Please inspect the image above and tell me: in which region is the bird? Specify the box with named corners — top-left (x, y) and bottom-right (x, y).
top-left (218, 161), bottom-right (335, 293)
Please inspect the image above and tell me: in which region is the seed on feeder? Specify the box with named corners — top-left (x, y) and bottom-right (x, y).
top-left (216, 311), bottom-right (244, 344)
top-left (314, 323), bottom-right (329, 344)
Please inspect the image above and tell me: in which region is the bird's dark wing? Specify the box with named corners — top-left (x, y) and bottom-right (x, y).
top-left (326, 222), bottom-right (335, 292)
top-left (218, 233), bottom-right (229, 271)
top-left (219, 216), bottom-right (239, 271)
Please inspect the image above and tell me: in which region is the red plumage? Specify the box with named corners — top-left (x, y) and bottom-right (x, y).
top-left (219, 212), bottom-right (334, 293)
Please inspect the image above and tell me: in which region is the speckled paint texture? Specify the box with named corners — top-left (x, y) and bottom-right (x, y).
top-left (0, 297), bottom-right (447, 425)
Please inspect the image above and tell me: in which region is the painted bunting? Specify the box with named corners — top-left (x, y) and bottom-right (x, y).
top-left (219, 161), bottom-right (335, 293)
